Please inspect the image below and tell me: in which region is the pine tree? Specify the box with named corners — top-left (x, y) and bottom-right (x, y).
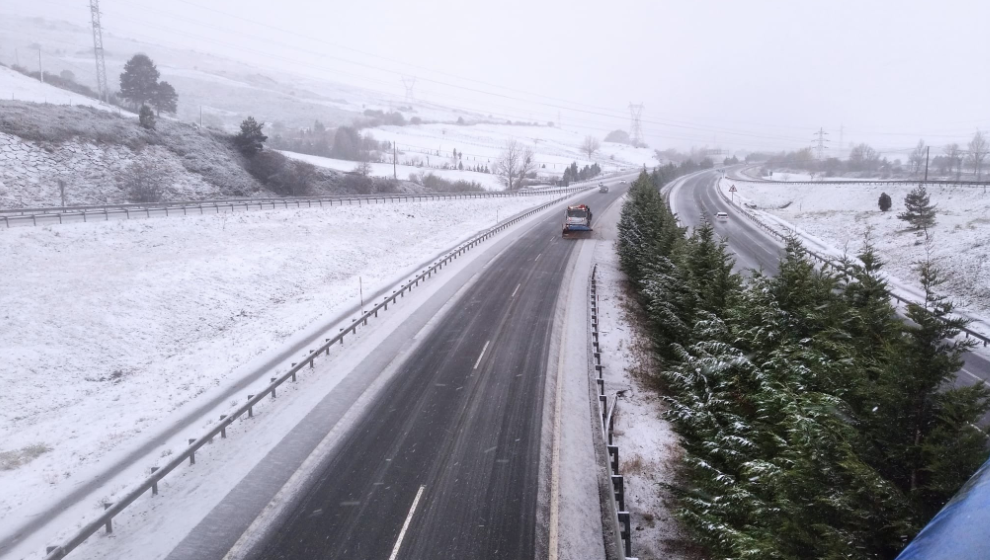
top-left (120, 54), bottom-right (161, 107)
top-left (151, 81), bottom-right (178, 116)
top-left (897, 185), bottom-right (937, 230)
top-left (878, 192), bottom-right (892, 212)
top-left (894, 255), bottom-right (989, 520)
top-left (138, 105), bottom-right (156, 130)
top-left (234, 117), bottom-right (267, 157)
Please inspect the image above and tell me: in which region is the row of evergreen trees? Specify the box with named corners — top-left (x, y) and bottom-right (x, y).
top-left (560, 161), bottom-right (602, 184)
top-left (616, 171), bottom-right (989, 559)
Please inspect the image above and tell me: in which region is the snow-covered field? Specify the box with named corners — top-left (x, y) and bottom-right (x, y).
top-left (281, 150), bottom-right (504, 190)
top-left (0, 194), bottom-right (560, 533)
top-left (367, 122), bottom-right (657, 180)
top-left (725, 179), bottom-right (990, 319)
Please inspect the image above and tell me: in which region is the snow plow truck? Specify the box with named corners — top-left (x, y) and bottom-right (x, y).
top-left (562, 204), bottom-right (593, 239)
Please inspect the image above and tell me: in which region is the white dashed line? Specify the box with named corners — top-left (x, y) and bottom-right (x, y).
top-left (388, 485), bottom-right (426, 560)
top-left (474, 340), bottom-right (490, 370)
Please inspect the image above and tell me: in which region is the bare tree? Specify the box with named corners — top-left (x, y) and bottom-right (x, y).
top-left (494, 140), bottom-right (535, 190)
top-left (908, 139), bottom-right (926, 176)
top-left (353, 161), bottom-right (372, 177)
top-left (580, 136), bottom-right (601, 159)
top-left (968, 130), bottom-right (988, 180)
top-left (943, 143), bottom-right (961, 181)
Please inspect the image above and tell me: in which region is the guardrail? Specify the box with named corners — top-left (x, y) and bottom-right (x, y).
top-left (727, 176), bottom-right (990, 187)
top-left (590, 264), bottom-right (634, 559)
top-left (713, 179), bottom-right (989, 348)
top-left (40, 186), bottom-right (594, 560)
top-left (0, 186), bottom-right (583, 228)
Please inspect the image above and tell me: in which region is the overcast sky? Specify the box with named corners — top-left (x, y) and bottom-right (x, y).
top-left (4, 0), bottom-right (990, 153)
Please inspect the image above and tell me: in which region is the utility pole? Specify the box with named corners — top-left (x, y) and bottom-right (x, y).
top-left (839, 125), bottom-right (844, 158)
top-left (393, 144), bottom-right (397, 179)
top-left (924, 145), bottom-right (930, 182)
top-left (38, 47), bottom-right (44, 83)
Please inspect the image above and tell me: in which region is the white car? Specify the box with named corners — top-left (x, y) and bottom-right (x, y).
top-left (715, 211), bottom-right (729, 221)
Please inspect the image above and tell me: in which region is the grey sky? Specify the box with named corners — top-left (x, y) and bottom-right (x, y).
top-left (4, 0), bottom-right (990, 153)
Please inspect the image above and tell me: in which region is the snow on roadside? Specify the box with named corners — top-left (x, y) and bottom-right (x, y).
top-left (724, 178), bottom-right (990, 322)
top-left (592, 198), bottom-right (700, 560)
top-left (0, 194), bottom-right (558, 530)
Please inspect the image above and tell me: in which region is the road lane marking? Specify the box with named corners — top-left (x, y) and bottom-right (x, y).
top-left (961, 368), bottom-right (990, 387)
top-left (388, 485), bottom-right (426, 560)
top-left (473, 340), bottom-right (490, 369)
top-left (512, 283), bottom-right (521, 298)
top-left (484, 446), bottom-right (497, 454)
top-left (535, 253), bottom-right (542, 262)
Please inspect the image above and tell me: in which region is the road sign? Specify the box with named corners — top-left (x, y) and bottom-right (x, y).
top-left (729, 184), bottom-right (737, 192)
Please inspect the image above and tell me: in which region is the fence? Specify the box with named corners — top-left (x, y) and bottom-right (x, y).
top-left (712, 179), bottom-right (990, 348)
top-left (40, 186), bottom-right (593, 560)
top-left (590, 264), bottom-right (634, 559)
top-left (0, 186), bottom-right (581, 228)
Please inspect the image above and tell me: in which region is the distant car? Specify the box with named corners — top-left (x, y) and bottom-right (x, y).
top-left (599, 184), bottom-right (609, 193)
top-left (619, 180), bottom-right (628, 185)
top-left (715, 211), bottom-right (729, 221)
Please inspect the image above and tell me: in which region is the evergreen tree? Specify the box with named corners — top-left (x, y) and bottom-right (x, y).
top-left (897, 185), bottom-right (937, 230)
top-left (234, 117), bottom-right (267, 157)
top-left (893, 256), bottom-right (989, 521)
top-left (151, 81), bottom-right (178, 116)
top-left (120, 54), bottom-right (161, 107)
top-left (878, 192), bottom-right (892, 212)
top-left (138, 105), bottom-right (156, 130)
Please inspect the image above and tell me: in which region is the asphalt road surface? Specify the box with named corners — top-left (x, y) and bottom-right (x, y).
top-left (221, 184), bottom-right (628, 560)
top-left (666, 170), bottom-right (990, 415)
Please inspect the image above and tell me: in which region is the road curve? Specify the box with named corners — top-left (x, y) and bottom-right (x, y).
top-left (666, 170), bottom-right (990, 412)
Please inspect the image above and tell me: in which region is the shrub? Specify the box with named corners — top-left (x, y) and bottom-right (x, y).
top-left (420, 172), bottom-right (483, 192)
top-left (248, 151), bottom-right (313, 196)
top-left (138, 105), bottom-right (156, 130)
top-left (878, 192), bottom-right (892, 212)
top-left (118, 160), bottom-right (170, 203)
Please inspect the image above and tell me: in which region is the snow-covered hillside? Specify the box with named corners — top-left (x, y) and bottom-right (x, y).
top-left (0, 65), bottom-right (107, 108)
top-left (0, 193), bottom-right (562, 531)
top-left (0, 99), bottom-right (270, 207)
top-left (367, 122), bottom-right (656, 180)
top-left (727, 179), bottom-right (990, 317)
top-left (0, 15), bottom-right (485, 132)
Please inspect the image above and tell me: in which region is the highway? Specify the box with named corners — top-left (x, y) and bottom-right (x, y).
top-left (162, 182), bottom-right (628, 560)
top-left (665, 170), bottom-right (990, 412)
